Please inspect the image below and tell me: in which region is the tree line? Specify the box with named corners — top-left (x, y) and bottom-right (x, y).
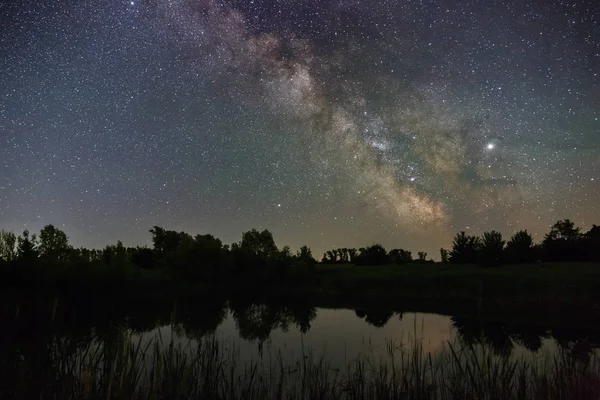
top-left (446, 220), bottom-right (600, 266)
top-left (0, 219), bottom-right (598, 285)
top-left (0, 225), bottom-right (319, 286)
top-left (315, 219), bottom-right (600, 266)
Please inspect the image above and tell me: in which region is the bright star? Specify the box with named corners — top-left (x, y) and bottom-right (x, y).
top-left (486, 143), bottom-right (495, 150)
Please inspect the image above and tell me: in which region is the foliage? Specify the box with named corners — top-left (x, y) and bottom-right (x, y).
top-left (354, 244), bottom-right (389, 266)
top-left (440, 248), bottom-right (449, 263)
top-left (149, 226), bottom-right (191, 255)
top-left (0, 230), bottom-right (17, 262)
top-left (241, 229), bottom-right (278, 259)
top-left (542, 219), bottom-right (584, 261)
top-left (449, 232), bottom-right (481, 264)
top-left (505, 230), bottom-right (535, 263)
top-left (322, 248), bottom-right (357, 264)
top-left (585, 225), bottom-right (600, 261)
top-left (388, 248), bottom-right (412, 264)
top-left (296, 245), bottom-right (316, 264)
top-left (38, 224), bottom-right (70, 263)
top-left (1, 217), bottom-right (600, 296)
top-left (479, 231), bottom-right (505, 266)
top-left (17, 229), bottom-right (39, 261)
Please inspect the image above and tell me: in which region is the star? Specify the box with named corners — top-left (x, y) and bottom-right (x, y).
top-left (0, 0), bottom-right (597, 258)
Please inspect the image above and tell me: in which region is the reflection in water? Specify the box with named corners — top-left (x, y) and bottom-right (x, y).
top-left (1, 295), bottom-right (600, 370)
top-left (0, 295), bottom-right (600, 398)
top-left (229, 301), bottom-right (317, 342)
top-left (354, 309), bottom-right (398, 328)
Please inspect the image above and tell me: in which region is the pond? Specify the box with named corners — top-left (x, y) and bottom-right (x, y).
top-left (150, 304), bottom-right (599, 366)
top-left (3, 298), bottom-right (600, 399)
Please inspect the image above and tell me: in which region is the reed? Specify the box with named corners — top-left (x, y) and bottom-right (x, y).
top-left (1, 324), bottom-right (598, 399)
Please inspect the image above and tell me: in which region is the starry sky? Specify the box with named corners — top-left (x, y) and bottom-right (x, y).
top-left (1, 0), bottom-right (599, 257)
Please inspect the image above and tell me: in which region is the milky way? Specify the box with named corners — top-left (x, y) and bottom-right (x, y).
top-left (1, 0), bottom-right (599, 256)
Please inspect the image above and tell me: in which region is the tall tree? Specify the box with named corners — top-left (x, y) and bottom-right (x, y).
top-left (505, 230), bottom-right (535, 263)
top-left (296, 245), bottom-right (315, 264)
top-left (544, 219), bottom-right (581, 241)
top-left (355, 244), bottom-right (389, 266)
top-left (449, 231), bottom-right (481, 264)
top-left (542, 219), bottom-right (583, 261)
top-left (17, 230), bottom-right (38, 261)
top-left (440, 248), bottom-right (449, 263)
top-left (38, 224), bottom-right (70, 263)
top-left (0, 230), bottom-right (17, 262)
top-left (584, 225), bottom-right (600, 261)
top-left (149, 226), bottom-right (190, 255)
top-left (241, 229), bottom-right (278, 259)
top-left (479, 231), bottom-right (505, 266)
top-left (389, 249), bottom-right (412, 264)
top-left (348, 248), bottom-right (358, 263)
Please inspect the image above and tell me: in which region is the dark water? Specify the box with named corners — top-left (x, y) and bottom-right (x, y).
top-left (4, 295), bottom-right (599, 367)
top-left (139, 304), bottom-right (600, 367)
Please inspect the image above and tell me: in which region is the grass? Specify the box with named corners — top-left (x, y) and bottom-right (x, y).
top-left (317, 262), bottom-right (600, 303)
top-left (315, 262), bottom-right (600, 286)
top-left (2, 324), bottom-right (599, 400)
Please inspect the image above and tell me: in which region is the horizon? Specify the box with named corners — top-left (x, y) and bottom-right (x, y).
top-left (1, 219), bottom-right (597, 261)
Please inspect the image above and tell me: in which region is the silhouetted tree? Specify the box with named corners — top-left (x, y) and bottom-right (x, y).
top-left (388, 248), bottom-right (412, 264)
top-left (542, 219), bottom-right (583, 261)
top-left (38, 224), bottom-right (70, 263)
top-left (322, 250), bottom-right (336, 263)
top-left (17, 230), bottom-right (38, 261)
top-left (129, 247), bottom-right (156, 269)
top-left (348, 248), bottom-right (358, 262)
top-left (417, 251), bottom-right (428, 262)
top-left (440, 248), bottom-right (449, 263)
top-left (322, 247), bottom-right (357, 264)
top-left (296, 245), bottom-right (315, 264)
top-left (355, 244), bottom-right (389, 265)
top-left (337, 248), bottom-right (350, 263)
top-left (505, 230), bottom-right (535, 263)
top-left (479, 231), bottom-right (505, 266)
top-left (149, 226), bottom-right (191, 255)
top-left (449, 232), bottom-right (481, 264)
top-left (0, 230), bottom-right (17, 262)
top-left (584, 225), bottom-right (600, 261)
top-left (171, 233), bottom-right (229, 280)
top-left (546, 219), bottom-right (581, 241)
top-left (241, 229), bottom-right (278, 259)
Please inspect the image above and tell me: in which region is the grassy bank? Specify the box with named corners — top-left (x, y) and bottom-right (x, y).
top-left (2, 326), bottom-right (599, 400)
top-left (298, 262), bottom-right (600, 326)
top-left (313, 262), bottom-right (600, 299)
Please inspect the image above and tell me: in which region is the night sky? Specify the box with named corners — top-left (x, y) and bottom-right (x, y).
top-left (1, 0), bottom-right (599, 257)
